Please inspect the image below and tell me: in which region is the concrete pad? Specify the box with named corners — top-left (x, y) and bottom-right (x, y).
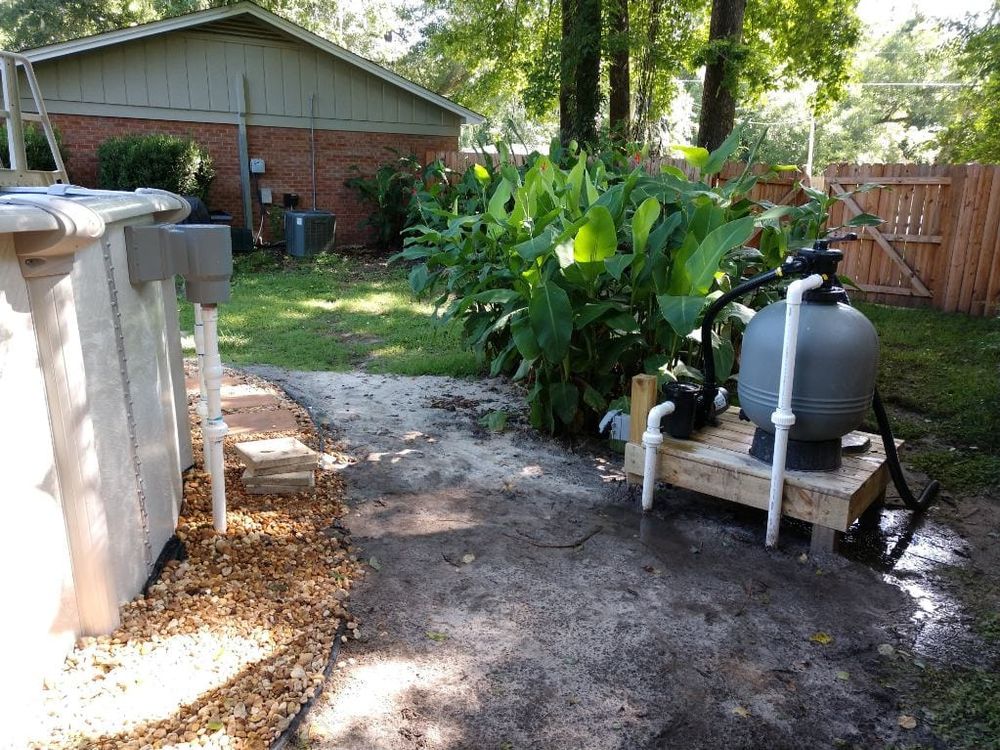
top-left (226, 409), bottom-right (299, 437)
top-left (235, 435), bottom-right (316, 468)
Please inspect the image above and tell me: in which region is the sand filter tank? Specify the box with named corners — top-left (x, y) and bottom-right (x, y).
top-left (737, 243), bottom-right (880, 471)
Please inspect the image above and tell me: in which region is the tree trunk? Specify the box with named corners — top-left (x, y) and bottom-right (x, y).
top-left (696, 0), bottom-right (746, 151)
top-left (608, 0), bottom-right (630, 141)
top-left (574, 0), bottom-right (602, 147)
top-left (559, 0), bottom-right (576, 143)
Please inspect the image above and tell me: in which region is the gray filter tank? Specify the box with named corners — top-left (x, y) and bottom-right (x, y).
top-left (738, 298), bottom-right (880, 470)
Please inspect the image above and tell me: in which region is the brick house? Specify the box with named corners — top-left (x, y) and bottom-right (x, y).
top-left (22, 2), bottom-right (482, 245)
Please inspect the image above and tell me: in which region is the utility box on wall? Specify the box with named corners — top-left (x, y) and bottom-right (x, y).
top-left (285, 209), bottom-right (336, 257)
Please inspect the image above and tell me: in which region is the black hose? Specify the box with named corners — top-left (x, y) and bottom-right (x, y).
top-left (871, 387), bottom-right (939, 512)
top-left (699, 267), bottom-right (783, 424)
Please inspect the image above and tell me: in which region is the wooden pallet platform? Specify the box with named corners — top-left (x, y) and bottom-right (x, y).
top-left (625, 375), bottom-right (897, 550)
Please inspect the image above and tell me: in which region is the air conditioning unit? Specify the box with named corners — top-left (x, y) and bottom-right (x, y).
top-left (284, 210), bottom-right (336, 257)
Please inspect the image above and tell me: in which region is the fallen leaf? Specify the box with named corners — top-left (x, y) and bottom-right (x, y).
top-left (368, 557), bottom-right (382, 571)
top-left (207, 720), bottom-right (224, 731)
top-left (797, 553), bottom-right (809, 564)
top-left (732, 706), bottom-right (750, 718)
top-left (426, 630), bottom-right (448, 642)
top-left (461, 553), bottom-right (476, 565)
top-left (809, 632), bottom-right (834, 646)
top-left (877, 644), bottom-right (895, 656)
top-left (836, 671), bottom-right (850, 681)
top-left (898, 714), bottom-right (917, 730)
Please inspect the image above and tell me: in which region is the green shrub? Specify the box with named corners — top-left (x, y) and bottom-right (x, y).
top-left (396, 131), bottom-right (868, 433)
top-left (0, 123), bottom-right (66, 171)
top-left (97, 133), bottom-right (215, 200)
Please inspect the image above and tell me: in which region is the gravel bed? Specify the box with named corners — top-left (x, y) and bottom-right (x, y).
top-left (28, 370), bottom-right (362, 750)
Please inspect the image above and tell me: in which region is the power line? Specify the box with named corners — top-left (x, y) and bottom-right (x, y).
top-left (676, 79), bottom-right (970, 88)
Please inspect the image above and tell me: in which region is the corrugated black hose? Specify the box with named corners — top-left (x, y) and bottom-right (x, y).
top-left (871, 387), bottom-right (940, 512)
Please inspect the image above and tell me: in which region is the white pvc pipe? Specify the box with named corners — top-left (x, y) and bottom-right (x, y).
top-left (193, 304), bottom-right (211, 471)
top-left (640, 400), bottom-right (676, 511)
top-left (765, 273), bottom-right (825, 548)
top-left (200, 303), bottom-right (229, 533)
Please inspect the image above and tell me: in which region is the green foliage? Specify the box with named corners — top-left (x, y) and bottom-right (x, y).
top-left (937, 5), bottom-right (1000, 163)
top-left (394, 133), bottom-right (845, 433)
top-left (0, 123), bottom-right (65, 171)
top-left (859, 302), bottom-right (1000, 494)
top-left (179, 252), bottom-right (477, 375)
top-left (97, 133), bottom-right (215, 200)
top-left (747, 15), bottom-right (960, 167)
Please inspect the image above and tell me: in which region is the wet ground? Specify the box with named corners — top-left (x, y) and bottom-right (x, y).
top-left (250, 368), bottom-right (997, 749)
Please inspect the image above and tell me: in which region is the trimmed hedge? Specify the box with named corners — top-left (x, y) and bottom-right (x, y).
top-left (97, 133), bottom-right (215, 200)
top-left (0, 123), bottom-right (65, 171)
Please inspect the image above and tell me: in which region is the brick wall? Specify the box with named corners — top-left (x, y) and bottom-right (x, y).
top-left (49, 113), bottom-right (458, 246)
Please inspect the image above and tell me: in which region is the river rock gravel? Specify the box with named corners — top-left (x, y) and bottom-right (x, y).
top-left (26, 369), bottom-right (362, 750)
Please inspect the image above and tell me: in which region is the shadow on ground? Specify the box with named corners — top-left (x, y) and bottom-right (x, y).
top-left (250, 367), bottom-right (990, 750)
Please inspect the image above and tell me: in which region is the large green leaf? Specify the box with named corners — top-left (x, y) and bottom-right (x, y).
top-left (657, 295), bottom-right (710, 337)
top-left (575, 301), bottom-right (619, 329)
top-left (513, 227), bottom-right (556, 261)
top-left (847, 212), bottom-right (883, 227)
top-left (574, 205), bottom-right (617, 263)
top-left (511, 314), bottom-right (541, 359)
top-left (529, 283), bottom-right (573, 362)
top-left (646, 212), bottom-right (682, 256)
top-left (702, 128), bottom-right (743, 176)
top-left (549, 382), bottom-right (579, 425)
top-left (674, 145), bottom-right (710, 169)
top-left (565, 156), bottom-right (587, 217)
top-left (604, 253), bottom-right (634, 281)
top-left (631, 197), bottom-right (661, 255)
top-left (408, 264), bottom-right (430, 294)
top-left (488, 179), bottom-right (513, 221)
top-left (684, 216), bottom-right (756, 295)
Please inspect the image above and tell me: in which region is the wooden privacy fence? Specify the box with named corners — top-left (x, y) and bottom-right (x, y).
top-left (425, 151), bottom-right (1000, 316)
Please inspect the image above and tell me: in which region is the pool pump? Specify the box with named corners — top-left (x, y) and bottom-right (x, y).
top-left (640, 235), bottom-right (938, 545)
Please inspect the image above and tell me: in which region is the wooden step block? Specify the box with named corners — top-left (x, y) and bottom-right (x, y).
top-left (244, 484), bottom-right (311, 496)
top-left (243, 459), bottom-right (317, 478)
top-left (242, 469), bottom-right (315, 487)
top-left (235, 437), bottom-right (317, 471)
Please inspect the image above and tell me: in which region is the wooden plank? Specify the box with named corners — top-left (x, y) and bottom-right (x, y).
top-left (122, 44), bottom-right (148, 106)
top-left (835, 176), bottom-right (951, 185)
top-left (967, 166), bottom-right (1000, 315)
top-left (984, 168), bottom-right (1000, 316)
top-left (186, 37), bottom-right (212, 111)
top-left (205, 40), bottom-right (231, 112)
top-left (281, 47), bottom-right (302, 117)
top-left (856, 284), bottom-right (921, 296)
top-left (880, 233), bottom-right (942, 244)
top-left (629, 374), bottom-right (658, 445)
top-left (958, 165), bottom-right (993, 314)
top-left (810, 525), bottom-right (841, 555)
top-left (831, 178), bottom-right (933, 298)
top-left (101, 47), bottom-right (127, 105)
top-left (942, 165), bottom-right (980, 311)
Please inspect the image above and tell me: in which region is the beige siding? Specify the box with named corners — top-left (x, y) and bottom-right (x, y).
top-left (28, 27), bottom-right (462, 136)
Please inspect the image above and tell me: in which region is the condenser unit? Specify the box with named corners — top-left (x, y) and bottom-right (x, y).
top-left (285, 210), bottom-right (336, 257)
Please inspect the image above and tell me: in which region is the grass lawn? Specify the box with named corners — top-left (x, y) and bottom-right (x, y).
top-left (179, 250), bottom-right (478, 376)
top-left (179, 252), bottom-right (999, 494)
top-left (858, 302), bottom-right (1000, 494)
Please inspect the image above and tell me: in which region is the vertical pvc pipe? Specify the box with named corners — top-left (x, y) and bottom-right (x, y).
top-left (193, 303), bottom-right (212, 471)
top-left (640, 401), bottom-right (676, 512)
top-left (200, 304), bottom-right (229, 533)
top-left (765, 274), bottom-right (825, 548)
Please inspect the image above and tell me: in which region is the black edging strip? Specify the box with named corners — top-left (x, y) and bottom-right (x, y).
top-left (270, 619), bottom-right (348, 750)
top-left (141, 535), bottom-right (187, 597)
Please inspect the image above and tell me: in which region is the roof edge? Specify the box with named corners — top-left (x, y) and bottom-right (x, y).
top-left (22, 1), bottom-right (485, 125)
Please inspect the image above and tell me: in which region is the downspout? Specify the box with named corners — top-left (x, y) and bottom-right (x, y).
top-left (765, 273), bottom-right (825, 548)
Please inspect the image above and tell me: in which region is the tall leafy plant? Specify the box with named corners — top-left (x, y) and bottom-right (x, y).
top-left (395, 132), bottom-right (851, 433)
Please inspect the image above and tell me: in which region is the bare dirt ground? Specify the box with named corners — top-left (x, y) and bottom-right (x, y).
top-left (250, 367), bottom-right (996, 750)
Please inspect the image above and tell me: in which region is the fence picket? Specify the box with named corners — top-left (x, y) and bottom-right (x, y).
top-left (423, 152), bottom-right (999, 315)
